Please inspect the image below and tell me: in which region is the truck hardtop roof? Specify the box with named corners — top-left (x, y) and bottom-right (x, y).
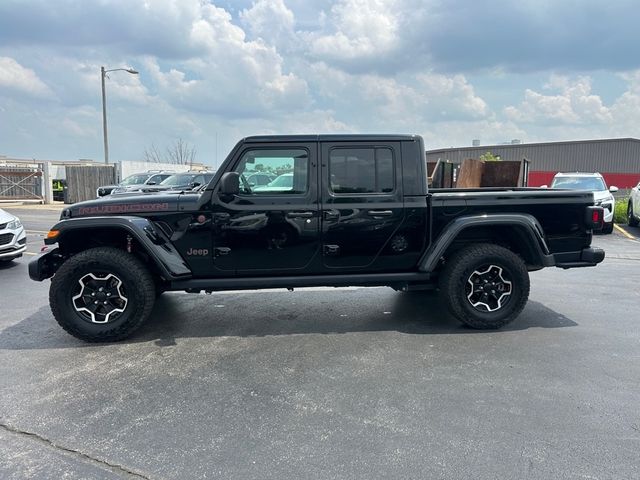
top-left (242, 134), bottom-right (420, 143)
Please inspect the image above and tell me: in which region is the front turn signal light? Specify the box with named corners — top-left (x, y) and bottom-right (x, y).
top-left (46, 230), bottom-right (60, 239)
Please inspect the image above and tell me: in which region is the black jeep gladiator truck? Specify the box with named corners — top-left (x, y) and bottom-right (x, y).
top-left (29, 135), bottom-right (605, 342)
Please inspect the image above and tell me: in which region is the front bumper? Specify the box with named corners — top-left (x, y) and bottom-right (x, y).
top-left (553, 246), bottom-right (605, 269)
top-left (28, 247), bottom-right (63, 281)
top-left (0, 227), bottom-right (27, 260)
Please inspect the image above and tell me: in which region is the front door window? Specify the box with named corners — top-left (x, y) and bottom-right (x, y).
top-left (235, 149), bottom-right (309, 195)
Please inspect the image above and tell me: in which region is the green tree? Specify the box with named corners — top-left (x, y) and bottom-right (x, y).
top-left (479, 151), bottom-right (501, 162)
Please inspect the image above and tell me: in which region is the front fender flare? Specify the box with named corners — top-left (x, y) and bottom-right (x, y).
top-left (44, 216), bottom-right (192, 280)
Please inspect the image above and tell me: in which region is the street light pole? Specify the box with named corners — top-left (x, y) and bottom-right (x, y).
top-left (100, 66), bottom-right (139, 164)
top-left (101, 66), bottom-right (108, 164)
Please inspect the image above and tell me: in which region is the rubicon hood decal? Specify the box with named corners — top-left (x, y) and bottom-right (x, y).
top-left (77, 202), bottom-right (171, 216)
top-left (69, 193), bottom-right (184, 217)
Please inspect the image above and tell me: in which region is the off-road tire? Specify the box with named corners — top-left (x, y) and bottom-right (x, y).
top-left (439, 243), bottom-right (530, 329)
top-left (601, 222), bottom-right (614, 234)
top-left (629, 203), bottom-right (639, 227)
top-left (50, 247), bottom-right (155, 342)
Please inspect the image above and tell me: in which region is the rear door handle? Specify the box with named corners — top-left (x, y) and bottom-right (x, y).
top-left (287, 211), bottom-right (314, 218)
top-left (367, 210), bottom-right (393, 217)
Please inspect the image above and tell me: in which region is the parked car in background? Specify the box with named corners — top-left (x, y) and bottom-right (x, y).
top-left (244, 172), bottom-right (276, 188)
top-left (97, 171), bottom-right (174, 197)
top-left (132, 172), bottom-right (216, 194)
top-left (628, 180), bottom-right (640, 227)
top-left (0, 208), bottom-right (26, 262)
top-left (548, 172), bottom-right (618, 234)
top-left (252, 173), bottom-right (294, 192)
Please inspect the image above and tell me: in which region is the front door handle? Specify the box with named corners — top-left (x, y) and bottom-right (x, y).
top-left (287, 211), bottom-right (314, 218)
top-left (367, 210), bottom-right (393, 217)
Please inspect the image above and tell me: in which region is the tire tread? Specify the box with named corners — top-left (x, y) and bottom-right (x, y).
top-left (50, 247), bottom-right (155, 342)
top-left (439, 243), bottom-right (530, 329)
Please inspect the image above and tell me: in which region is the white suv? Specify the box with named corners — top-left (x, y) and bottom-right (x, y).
top-left (549, 172), bottom-right (618, 234)
top-left (628, 180), bottom-right (640, 227)
top-left (0, 208), bottom-right (27, 262)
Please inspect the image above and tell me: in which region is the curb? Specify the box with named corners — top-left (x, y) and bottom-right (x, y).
top-left (614, 223), bottom-right (637, 240)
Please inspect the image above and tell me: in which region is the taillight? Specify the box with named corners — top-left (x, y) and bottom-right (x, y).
top-left (585, 206), bottom-right (604, 230)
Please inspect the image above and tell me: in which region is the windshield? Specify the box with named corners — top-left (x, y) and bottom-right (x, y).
top-left (120, 174), bottom-right (150, 186)
top-left (160, 174), bottom-right (195, 186)
top-left (551, 176), bottom-right (606, 191)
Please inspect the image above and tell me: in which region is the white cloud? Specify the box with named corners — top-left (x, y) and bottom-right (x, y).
top-left (0, 0), bottom-right (639, 161)
top-left (308, 0), bottom-right (401, 64)
top-left (610, 70), bottom-right (640, 135)
top-left (240, 0), bottom-right (296, 48)
top-left (0, 57), bottom-right (52, 98)
top-left (417, 74), bottom-right (488, 119)
top-left (504, 76), bottom-right (612, 125)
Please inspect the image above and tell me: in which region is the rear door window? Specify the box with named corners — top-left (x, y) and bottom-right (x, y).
top-left (329, 147), bottom-right (394, 194)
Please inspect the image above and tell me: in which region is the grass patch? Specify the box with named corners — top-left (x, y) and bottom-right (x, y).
top-left (614, 197), bottom-right (628, 224)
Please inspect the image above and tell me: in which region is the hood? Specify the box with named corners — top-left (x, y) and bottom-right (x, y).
top-left (0, 208), bottom-right (17, 224)
top-left (63, 192), bottom-right (188, 219)
top-left (593, 190), bottom-right (614, 202)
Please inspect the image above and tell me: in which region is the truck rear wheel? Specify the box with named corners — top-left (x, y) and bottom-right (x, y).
top-left (439, 244), bottom-right (529, 329)
top-left (50, 247), bottom-right (155, 342)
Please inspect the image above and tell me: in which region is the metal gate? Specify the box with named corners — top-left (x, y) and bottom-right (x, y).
top-left (0, 166), bottom-right (43, 200)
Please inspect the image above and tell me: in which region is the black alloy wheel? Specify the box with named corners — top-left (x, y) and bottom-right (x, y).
top-left (50, 247), bottom-right (155, 342)
top-left (439, 243), bottom-right (530, 329)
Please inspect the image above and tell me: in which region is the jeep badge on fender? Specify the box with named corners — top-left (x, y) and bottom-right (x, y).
top-left (186, 248), bottom-right (209, 256)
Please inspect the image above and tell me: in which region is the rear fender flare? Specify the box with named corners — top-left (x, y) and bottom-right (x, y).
top-left (419, 213), bottom-right (553, 272)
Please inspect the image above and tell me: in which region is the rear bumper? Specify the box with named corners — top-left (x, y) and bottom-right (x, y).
top-left (553, 247), bottom-right (605, 269)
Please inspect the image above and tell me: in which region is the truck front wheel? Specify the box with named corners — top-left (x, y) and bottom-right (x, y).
top-left (439, 244), bottom-right (529, 329)
top-left (50, 247), bottom-right (156, 342)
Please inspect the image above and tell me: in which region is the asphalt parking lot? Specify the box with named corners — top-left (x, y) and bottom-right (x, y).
top-left (1, 206), bottom-right (639, 479)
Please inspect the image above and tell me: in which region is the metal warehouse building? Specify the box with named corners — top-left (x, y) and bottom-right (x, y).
top-left (425, 138), bottom-right (640, 188)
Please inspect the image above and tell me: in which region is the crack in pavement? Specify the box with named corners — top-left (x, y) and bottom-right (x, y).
top-left (0, 421), bottom-right (152, 479)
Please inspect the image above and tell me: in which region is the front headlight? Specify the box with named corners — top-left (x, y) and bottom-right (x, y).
top-left (7, 218), bottom-right (22, 229)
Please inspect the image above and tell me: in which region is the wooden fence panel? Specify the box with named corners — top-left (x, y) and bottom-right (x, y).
top-left (65, 166), bottom-right (116, 204)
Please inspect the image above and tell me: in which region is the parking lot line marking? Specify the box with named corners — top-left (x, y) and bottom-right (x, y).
top-left (614, 224), bottom-right (637, 240)
top-left (27, 230), bottom-right (49, 234)
top-left (23, 252), bottom-right (38, 256)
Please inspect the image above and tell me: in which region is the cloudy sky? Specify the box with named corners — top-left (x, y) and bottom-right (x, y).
top-left (0, 0), bottom-right (638, 168)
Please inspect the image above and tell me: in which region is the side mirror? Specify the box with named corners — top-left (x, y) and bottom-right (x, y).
top-left (147, 181), bottom-right (156, 185)
top-left (190, 182), bottom-right (201, 188)
top-left (609, 186), bottom-right (618, 193)
top-left (540, 185), bottom-right (548, 189)
top-left (219, 172), bottom-right (240, 196)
